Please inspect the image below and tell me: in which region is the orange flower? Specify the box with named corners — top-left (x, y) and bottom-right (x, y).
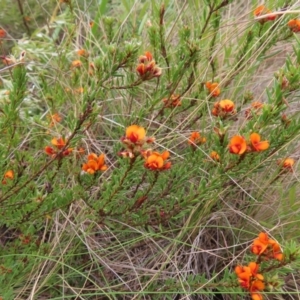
top-left (205, 82), bottom-right (220, 97)
top-left (77, 49), bottom-right (88, 57)
top-left (228, 136), bottom-right (247, 155)
top-left (45, 137), bottom-right (72, 157)
top-left (210, 151), bottom-right (220, 161)
top-left (51, 137), bottom-right (66, 149)
top-left (250, 280), bottom-right (265, 300)
top-left (271, 242), bottom-right (284, 261)
top-left (254, 5), bottom-right (276, 22)
top-left (49, 113), bottom-right (62, 127)
top-left (279, 158), bottom-right (295, 170)
top-left (288, 19), bottom-right (300, 33)
top-left (144, 150), bottom-right (171, 171)
top-left (4, 170), bottom-right (14, 180)
top-left (162, 94), bottom-right (181, 108)
top-left (212, 100), bottom-right (235, 117)
top-left (0, 28), bottom-right (6, 38)
top-left (251, 232), bottom-right (283, 261)
top-left (219, 99), bottom-right (235, 113)
top-left (188, 132), bottom-right (206, 146)
top-left (253, 5), bottom-right (265, 17)
top-left (250, 133), bottom-right (269, 152)
top-left (44, 146), bottom-right (56, 156)
top-left (235, 262), bottom-right (264, 280)
top-left (235, 265), bottom-right (251, 289)
top-left (2, 170), bottom-right (14, 184)
top-left (125, 125), bottom-right (146, 144)
top-left (235, 262), bottom-right (264, 290)
top-left (251, 232), bottom-right (269, 256)
top-left (82, 153), bottom-right (108, 174)
top-left (136, 51), bottom-right (162, 80)
top-left (71, 60), bottom-right (82, 68)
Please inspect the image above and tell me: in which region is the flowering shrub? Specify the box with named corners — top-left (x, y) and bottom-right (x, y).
top-left (0, 1), bottom-right (299, 299)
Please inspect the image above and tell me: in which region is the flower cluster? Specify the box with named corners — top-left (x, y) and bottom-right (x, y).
top-left (44, 137), bottom-right (73, 158)
top-left (228, 133), bottom-right (269, 155)
top-left (205, 82), bottom-right (220, 97)
top-left (212, 99), bottom-right (235, 118)
top-left (120, 125), bottom-right (152, 157)
top-left (251, 232), bottom-right (283, 261)
top-left (162, 94), bottom-right (181, 108)
top-left (253, 5), bottom-right (277, 23)
top-left (82, 153), bottom-right (108, 174)
top-left (288, 19), bottom-right (300, 33)
top-left (235, 262), bottom-right (265, 300)
top-left (235, 233), bottom-right (283, 300)
top-left (136, 52), bottom-right (162, 80)
top-left (120, 125), bottom-right (171, 171)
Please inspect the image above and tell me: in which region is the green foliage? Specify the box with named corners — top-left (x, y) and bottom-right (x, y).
top-left (0, 0), bottom-right (300, 299)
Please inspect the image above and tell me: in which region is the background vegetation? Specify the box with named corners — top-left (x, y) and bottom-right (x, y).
top-left (0, 0), bottom-right (300, 299)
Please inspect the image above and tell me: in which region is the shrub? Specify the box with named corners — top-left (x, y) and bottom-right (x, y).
top-left (0, 0), bottom-right (299, 299)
